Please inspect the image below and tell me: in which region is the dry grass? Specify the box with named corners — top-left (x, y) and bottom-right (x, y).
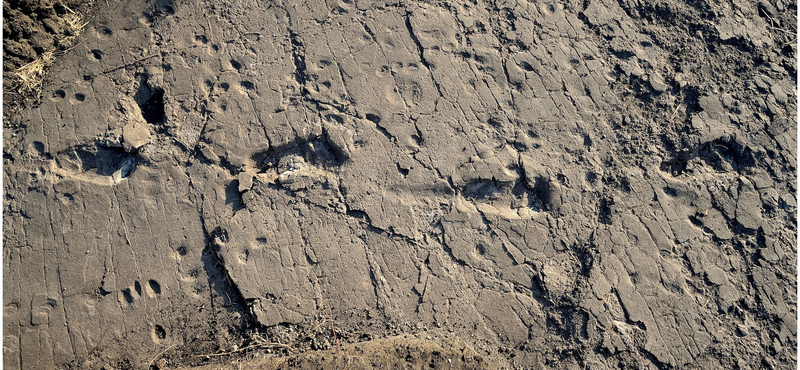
top-left (13, 6), bottom-right (88, 95)
top-left (178, 334), bottom-right (500, 370)
top-left (15, 51), bottom-right (56, 94)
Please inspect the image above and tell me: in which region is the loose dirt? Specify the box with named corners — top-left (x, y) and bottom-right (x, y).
top-left (3, 0), bottom-right (94, 121)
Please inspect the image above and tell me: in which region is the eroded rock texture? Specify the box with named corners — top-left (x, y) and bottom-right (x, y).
top-left (3, 0), bottom-right (796, 368)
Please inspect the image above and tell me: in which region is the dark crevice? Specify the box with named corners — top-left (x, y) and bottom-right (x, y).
top-left (598, 197), bottom-right (613, 225)
top-left (403, 13), bottom-right (430, 70)
top-left (403, 12), bottom-right (445, 97)
top-left (200, 224), bottom-right (260, 330)
top-left (433, 220), bottom-right (469, 268)
top-left (371, 120), bottom-right (394, 142)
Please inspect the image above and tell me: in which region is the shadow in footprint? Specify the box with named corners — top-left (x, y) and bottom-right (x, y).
top-left (134, 75), bottom-right (166, 125)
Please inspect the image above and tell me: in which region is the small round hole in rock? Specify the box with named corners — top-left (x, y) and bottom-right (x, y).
top-left (154, 325), bottom-right (167, 340)
top-left (148, 280), bottom-right (161, 295)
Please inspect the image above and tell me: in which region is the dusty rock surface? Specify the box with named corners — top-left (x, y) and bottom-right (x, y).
top-left (2, 0), bottom-right (797, 369)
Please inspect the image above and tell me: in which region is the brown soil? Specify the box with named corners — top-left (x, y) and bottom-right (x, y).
top-left (2, 0), bottom-right (94, 123)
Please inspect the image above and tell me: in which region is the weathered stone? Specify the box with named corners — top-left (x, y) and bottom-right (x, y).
top-left (3, 0), bottom-right (795, 369)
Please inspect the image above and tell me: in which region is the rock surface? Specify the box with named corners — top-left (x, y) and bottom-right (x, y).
top-left (2, 0), bottom-right (797, 369)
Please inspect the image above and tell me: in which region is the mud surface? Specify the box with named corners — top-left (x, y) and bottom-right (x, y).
top-left (2, 0), bottom-right (797, 369)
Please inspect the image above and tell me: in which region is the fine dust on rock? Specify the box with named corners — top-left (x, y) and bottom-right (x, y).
top-left (2, 0), bottom-right (796, 369)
